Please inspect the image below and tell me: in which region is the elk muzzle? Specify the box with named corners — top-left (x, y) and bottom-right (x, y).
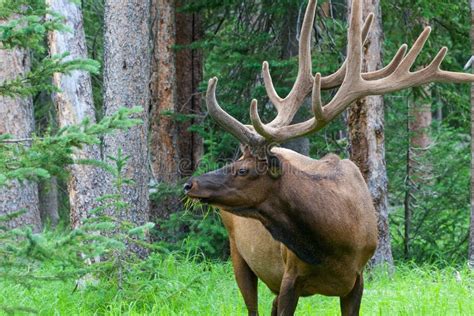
top-left (184, 168), bottom-right (230, 202)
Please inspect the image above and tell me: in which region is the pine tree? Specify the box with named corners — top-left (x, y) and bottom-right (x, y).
top-left (102, 0), bottom-right (151, 234)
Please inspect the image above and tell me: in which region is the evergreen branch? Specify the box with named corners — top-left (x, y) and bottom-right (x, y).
top-left (0, 305), bottom-right (37, 315)
top-left (0, 138), bottom-right (36, 143)
top-left (0, 53), bottom-right (100, 98)
top-left (0, 209), bottom-right (26, 223)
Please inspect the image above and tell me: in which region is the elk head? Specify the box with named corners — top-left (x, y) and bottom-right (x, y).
top-left (185, 0), bottom-right (474, 208)
top-left (185, 146), bottom-right (282, 211)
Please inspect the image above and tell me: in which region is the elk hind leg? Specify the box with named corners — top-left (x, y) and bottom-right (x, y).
top-left (339, 273), bottom-right (364, 316)
top-left (230, 240), bottom-right (259, 316)
top-left (271, 295), bottom-right (279, 316)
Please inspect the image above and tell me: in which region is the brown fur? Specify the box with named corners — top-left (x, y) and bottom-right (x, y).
top-left (186, 147), bottom-right (378, 315)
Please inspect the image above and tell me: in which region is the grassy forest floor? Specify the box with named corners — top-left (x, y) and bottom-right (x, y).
top-left (1, 256), bottom-right (473, 315)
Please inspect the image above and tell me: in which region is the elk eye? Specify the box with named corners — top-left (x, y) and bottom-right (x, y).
top-left (237, 168), bottom-right (249, 176)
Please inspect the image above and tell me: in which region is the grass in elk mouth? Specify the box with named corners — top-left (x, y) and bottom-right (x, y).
top-left (183, 196), bottom-right (202, 210)
top-left (0, 256), bottom-right (473, 315)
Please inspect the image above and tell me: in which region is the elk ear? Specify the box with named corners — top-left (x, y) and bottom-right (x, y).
top-left (267, 154), bottom-right (282, 179)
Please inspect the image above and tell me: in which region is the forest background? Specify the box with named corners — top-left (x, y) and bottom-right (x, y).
top-left (0, 0), bottom-right (474, 314)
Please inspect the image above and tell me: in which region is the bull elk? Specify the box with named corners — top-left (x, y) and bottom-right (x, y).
top-left (185, 0), bottom-right (474, 315)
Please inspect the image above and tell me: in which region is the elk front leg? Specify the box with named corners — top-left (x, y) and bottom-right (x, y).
top-left (230, 239), bottom-right (259, 316)
top-left (277, 273), bottom-right (300, 316)
top-left (339, 273), bottom-right (364, 316)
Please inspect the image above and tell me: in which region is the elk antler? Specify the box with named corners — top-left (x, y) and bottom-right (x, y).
top-left (207, 0), bottom-right (474, 146)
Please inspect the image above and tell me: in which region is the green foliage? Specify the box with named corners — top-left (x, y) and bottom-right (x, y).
top-left (0, 138), bottom-right (155, 314)
top-left (81, 0), bottom-right (105, 114)
top-left (387, 111), bottom-right (471, 263)
top-left (0, 0), bottom-right (100, 99)
top-left (0, 11), bottom-right (65, 52)
top-left (149, 179), bottom-right (229, 260)
top-left (0, 119), bottom-right (160, 313)
top-left (0, 0), bottom-right (468, 278)
top-left (1, 259), bottom-right (473, 314)
top-left (0, 107), bottom-right (143, 186)
top-left (382, 0), bottom-right (472, 263)
top-left (79, 148), bottom-right (156, 288)
top-left (154, 206), bottom-right (229, 260)
top-left (0, 53), bottom-right (100, 98)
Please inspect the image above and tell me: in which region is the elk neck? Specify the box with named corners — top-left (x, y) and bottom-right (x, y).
top-left (226, 160), bottom-right (336, 266)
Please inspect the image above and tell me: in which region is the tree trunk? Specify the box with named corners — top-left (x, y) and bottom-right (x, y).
top-left (409, 70), bottom-right (433, 166)
top-left (280, 2), bottom-right (310, 156)
top-left (404, 86), bottom-right (432, 258)
top-left (0, 32), bottom-right (41, 231)
top-left (347, 0), bottom-right (393, 267)
top-left (150, 0), bottom-right (180, 221)
top-left (47, 0), bottom-right (103, 229)
top-left (469, 0), bottom-right (474, 269)
top-left (175, 1), bottom-right (204, 174)
top-left (321, 1), bottom-right (333, 18)
top-left (103, 0), bottom-right (151, 225)
top-left (39, 177), bottom-right (60, 227)
top-left (150, 0), bottom-right (203, 220)
top-left (403, 16), bottom-right (432, 259)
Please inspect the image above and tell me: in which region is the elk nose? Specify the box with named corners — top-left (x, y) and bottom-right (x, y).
top-left (183, 181), bottom-right (193, 194)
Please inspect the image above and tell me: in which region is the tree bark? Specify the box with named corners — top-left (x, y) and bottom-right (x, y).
top-left (150, 0), bottom-right (180, 222)
top-left (280, 2), bottom-right (310, 156)
top-left (47, 0), bottom-right (103, 229)
top-left (38, 177), bottom-right (59, 227)
top-left (103, 0), bottom-right (151, 225)
top-left (175, 1), bottom-right (204, 174)
top-left (404, 86), bottom-right (432, 258)
top-left (469, 0), bottom-right (474, 269)
top-left (347, 0), bottom-right (393, 267)
top-left (402, 15), bottom-right (432, 259)
top-left (0, 30), bottom-right (41, 231)
top-left (150, 0), bottom-right (203, 220)
top-left (321, 1), bottom-right (333, 18)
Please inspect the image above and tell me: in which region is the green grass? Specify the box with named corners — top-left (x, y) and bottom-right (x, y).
top-left (1, 255), bottom-right (473, 315)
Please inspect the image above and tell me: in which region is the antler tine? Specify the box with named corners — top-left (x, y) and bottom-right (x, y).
top-left (250, 99), bottom-right (275, 140)
top-left (206, 78), bottom-right (265, 146)
top-left (362, 44), bottom-right (407, 80)
top-left (423, 46), bottom-right (474, 83)
top-left (312, 73), bottom-right (325, 122)
top-left (262, 61), bottom-right (283, 107)
top-left (321, 12), bottom-right (374, 89)
top-left (345, 0), bottom-right (363, 81)
top-left (295, 0), bottom-right (317, 87)
top-left (395, 27), bottom-right (432, 74)
top-left (324, 43), bottom-right (408, 89)
top-left (312, 5), bottom-right (473, 129)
